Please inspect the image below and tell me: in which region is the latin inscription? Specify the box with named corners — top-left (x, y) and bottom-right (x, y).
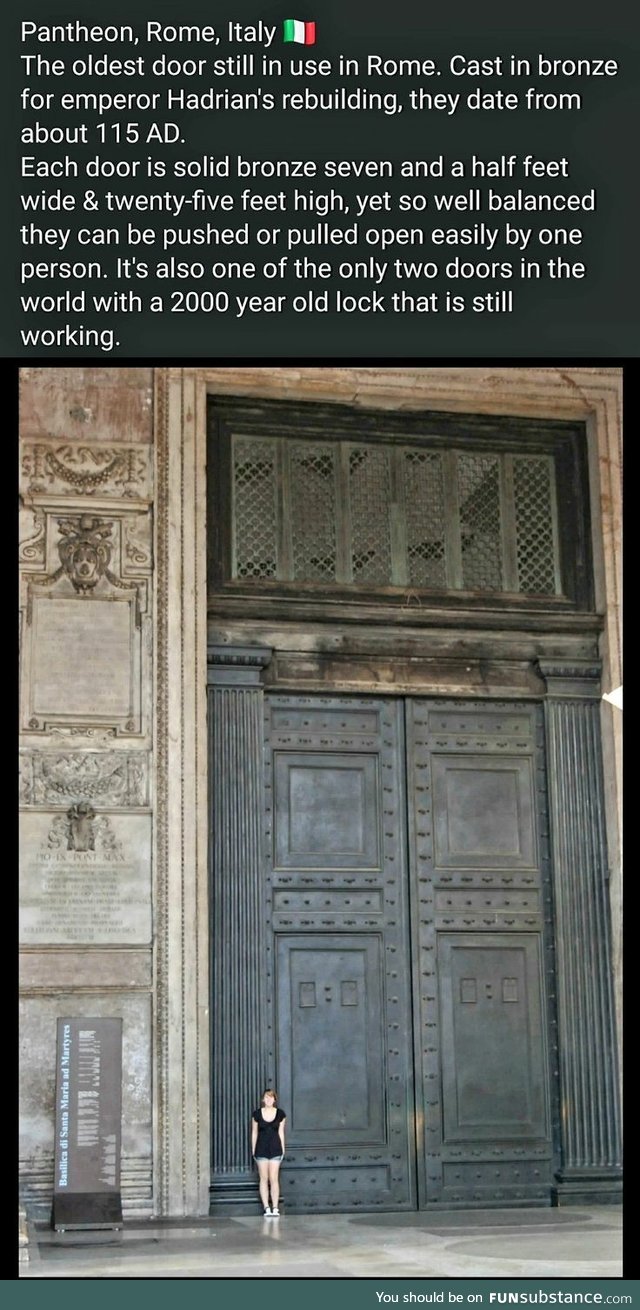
top-left (20, 813), bottom-right (151, 944)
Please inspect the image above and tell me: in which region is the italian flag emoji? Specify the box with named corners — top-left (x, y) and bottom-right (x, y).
top-left (283, 19), bottom-right (316, 44)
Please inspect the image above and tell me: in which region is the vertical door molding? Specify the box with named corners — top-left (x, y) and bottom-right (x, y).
top-left (208, 645), bottom-right (273, 1211)
top-left (538, 659), bottom-right (622, 1203)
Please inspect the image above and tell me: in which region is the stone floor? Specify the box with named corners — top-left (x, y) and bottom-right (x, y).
top-left (20, 1207), bottom-right (623, 1279)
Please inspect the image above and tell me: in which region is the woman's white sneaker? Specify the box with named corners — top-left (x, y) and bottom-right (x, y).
top-left (263, 1207), bottom-right (272, 1216)
top-left (271, 1207), bottom-right (280, 1217)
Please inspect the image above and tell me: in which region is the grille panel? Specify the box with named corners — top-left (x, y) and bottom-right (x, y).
top-left (349, 447), bottom-right (393, 584)
top-left (457, 453), bottom-right (503, 592)
top-left (514, 457), bottom-right (557, 594)
top-left (403, 450), bottom-right (447, 588)
top-left (230, 435), bottom-right (560, 598)
top-left (290, 445), bottom-right (337, 580)
top-left (233, 439), bottom-right (278, 579)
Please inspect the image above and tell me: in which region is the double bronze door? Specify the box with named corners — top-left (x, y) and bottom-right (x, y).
top-left (261, 694), bottom-right (557, 1211)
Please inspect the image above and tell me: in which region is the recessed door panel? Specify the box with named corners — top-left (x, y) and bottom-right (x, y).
top-left (432, 755), bottom-right (536, 869)
top-left (274, 753), bottom-right (379, 869)
top-left (439, 934), bottom-right (548, 1140)
top-left (277, 936), bottom-right (384, 1143)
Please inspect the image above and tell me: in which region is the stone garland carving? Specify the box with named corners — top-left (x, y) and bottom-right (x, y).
top-left (21, 444), bottom-right (150, 499)
top-left (19, 752), bottom-right (149, 807)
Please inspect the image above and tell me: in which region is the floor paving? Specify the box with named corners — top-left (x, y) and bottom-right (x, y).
top-left (20, 1206), bottom-right (623, 1279)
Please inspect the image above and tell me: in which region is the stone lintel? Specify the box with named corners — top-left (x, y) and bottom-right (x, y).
top-left (268, 651), bottom-right (545, 698)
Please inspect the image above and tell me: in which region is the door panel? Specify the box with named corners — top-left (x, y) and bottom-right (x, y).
top-left (406, 700), bottom-right (556, 1207)
top-left (274, 752), bottom-right (379, 868)
top-left (439, 934), bottom-right (548, 1140)
top-left (432, 755), bottom-right (536, 869)
top-left (264, 696), bottom-right (416, 1212)
top-left (276, 936), bottom-right (384, 1143)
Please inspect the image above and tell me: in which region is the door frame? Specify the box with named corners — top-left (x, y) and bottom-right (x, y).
top-left (153, 366), bottom-right (621, 1215)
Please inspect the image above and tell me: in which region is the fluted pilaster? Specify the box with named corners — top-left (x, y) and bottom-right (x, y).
top-left (539, 662), bottom-right (622, 1203)
top-left (208, 646), bottom-right (272, 1210)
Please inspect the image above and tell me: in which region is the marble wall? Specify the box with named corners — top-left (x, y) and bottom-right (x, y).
top-left (19, 367), bottom-right (154, 1218)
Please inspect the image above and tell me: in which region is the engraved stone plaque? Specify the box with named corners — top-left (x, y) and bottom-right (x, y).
top-left (20, 813), bottom-right (151, 945)
top-left (52, 1017), bottom-right (123, 1229)
top-left (30, 598), bottom-right (133, 720)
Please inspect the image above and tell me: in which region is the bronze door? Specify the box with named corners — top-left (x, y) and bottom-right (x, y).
top-left (259, 694), bottom-right (556, 1211)
top-left (265, 696), bottom-right (417, 1211)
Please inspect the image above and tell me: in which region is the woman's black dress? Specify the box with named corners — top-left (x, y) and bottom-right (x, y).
top-left (252, 1107), bottom-right (286, 1158)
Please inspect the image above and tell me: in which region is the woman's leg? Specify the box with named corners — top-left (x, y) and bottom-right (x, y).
top-left (257, 1160), bottom-right (270, 1210)
top-left (267, 1160), bottom-right (281, 1210)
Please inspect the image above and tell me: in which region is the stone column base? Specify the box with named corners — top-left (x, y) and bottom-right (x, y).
top-left (209, 1174), bottom-right (263, 1215)
top-left (553, 1168), bottom-right (623, 1206)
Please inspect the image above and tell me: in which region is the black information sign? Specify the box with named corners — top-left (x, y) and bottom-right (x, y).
top-left (52, 1017), bottom-right (123, 1230)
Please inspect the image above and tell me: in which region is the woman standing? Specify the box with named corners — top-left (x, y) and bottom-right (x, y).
top-left (251, 1089), bottom-right (286, 1216)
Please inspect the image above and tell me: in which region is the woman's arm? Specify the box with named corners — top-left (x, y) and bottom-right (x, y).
top-left (278, 1116), bottom-right (286, 1155)
top-left (251, 1119), bottom-right (258, 1156)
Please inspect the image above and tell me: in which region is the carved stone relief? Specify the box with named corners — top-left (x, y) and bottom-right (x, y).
top-left (19, 501), bottom-right (46, 567)
top-left (57, 515), bottom-right (116, 593)
top-left (20, 506), bottom-right (150, 736)
top-left (21, 444), bottom-right (151, 500)
top-left (19, 752), bottom-right (149, 808)
top-left (123, 514), bottom-right (153, 573)
top-left (46, 805), bottom-right (124, 856)
top-left (22, 511), bottom-right (150, 625)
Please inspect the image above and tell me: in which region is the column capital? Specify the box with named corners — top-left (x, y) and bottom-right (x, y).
top-left (536, 659), bottom-right (602, 698)
top-left (207, 645), bottom-right (273, 686)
